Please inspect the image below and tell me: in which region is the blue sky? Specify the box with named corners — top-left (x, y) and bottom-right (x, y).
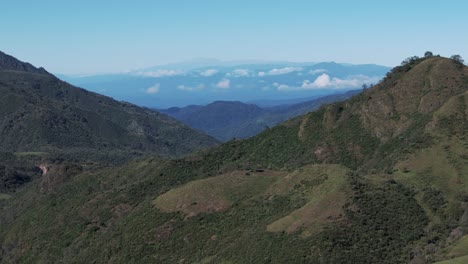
top-left (1, 0), bottom-right (467, 74)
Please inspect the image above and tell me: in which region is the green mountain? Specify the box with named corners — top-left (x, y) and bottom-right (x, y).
top-left (0, 55), bottom-right (467, 264)
top-left (0, 51), bottom-right (219, 163)
top-left (158, 90), bottom-right (360, 141)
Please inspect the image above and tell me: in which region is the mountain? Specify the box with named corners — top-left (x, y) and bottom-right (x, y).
top-left (61, 61), bottom-right (390, 108)
top-left (0, 56), bottom-right (467, 264)
top-left (0, 52), bottom-right (219, 162)
top-left (0, 51), bottom-right (50, 75)
top-left (158, 90), bottom-right (360, 141)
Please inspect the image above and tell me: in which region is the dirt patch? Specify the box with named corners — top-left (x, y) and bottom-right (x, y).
top-left (39, 163), bottom-right (82, 193)
top-left (298, 116), bottom-right (309, 141)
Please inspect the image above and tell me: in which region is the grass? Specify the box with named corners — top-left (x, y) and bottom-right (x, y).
top-left (153, 164), bottom-right (351, 237)
top-left (14, 151), bottom-right (48, 157)
top-left (266, 164), bottom-right (350, 236)
top-left (445, 235), bottom-right (468, 258)
top-left (0, 193), bottom-right (11, 200)
top-left (435, 255), bottom-right (468, 264)
top-left (153, 170), bottom-right (283, 216)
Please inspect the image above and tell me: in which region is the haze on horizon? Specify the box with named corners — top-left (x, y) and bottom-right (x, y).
top-left (1, 0), bottom-right (467, 75)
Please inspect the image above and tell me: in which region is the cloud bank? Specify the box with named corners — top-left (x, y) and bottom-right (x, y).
top-left (301, 73), bottom-right (379, 89)
top-left (276, 74), bottom-right (381, 91)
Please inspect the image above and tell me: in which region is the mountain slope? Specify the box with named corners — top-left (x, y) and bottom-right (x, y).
top-left (159, 90), bottom-right (360, 141)
top-left (0, 52), bottom-right (219, 161)
top-left (0, 56), bottom-right (467, 264)
top-left (201, 57), bottom-right (467, 171)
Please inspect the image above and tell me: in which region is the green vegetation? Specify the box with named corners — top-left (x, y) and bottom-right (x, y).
top-left (0, 59), bottom-right (218, 163)
top-left (14, 152), bottom-right (48, 157)
top-left (0, 194), bottom-right (11, 200)
top-left (435, 255), bottom-right (468, 264)
top-left (0, 54), bottom-right (467, 263)
top-left (443, 235), bottom-right (468, 259)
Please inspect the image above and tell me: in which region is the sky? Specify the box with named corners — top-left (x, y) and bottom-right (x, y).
top-left (1, 0), bottom-right (467, 74)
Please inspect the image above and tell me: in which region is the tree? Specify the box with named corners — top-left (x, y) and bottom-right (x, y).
top-left (451, 55), bottom-right (464, 64)
top-left (401, 56), bottom-right (420, 66)
top-left (424, 51), bottom-right (433, 57)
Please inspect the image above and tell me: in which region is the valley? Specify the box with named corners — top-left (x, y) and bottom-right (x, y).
top-left (157, 90), bottom-right (360, 141)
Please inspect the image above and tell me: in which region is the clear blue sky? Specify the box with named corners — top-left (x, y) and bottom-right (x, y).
top-left (1, 0), bottom-right (467, 74)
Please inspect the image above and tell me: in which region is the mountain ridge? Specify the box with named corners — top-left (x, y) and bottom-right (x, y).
top-left (0, 51), bottom-right (219, 162)
top-left (0, 51), bottom-right (50, 75)
top-left (158, 90), bottom-right (360, 141)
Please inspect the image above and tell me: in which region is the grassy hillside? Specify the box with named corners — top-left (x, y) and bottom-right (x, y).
top-left (0, 56), bottom-right (467, 263)
top-left (0, 52), bottom-right (219, 162)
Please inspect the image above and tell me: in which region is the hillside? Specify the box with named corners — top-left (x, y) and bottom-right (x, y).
top-left (0, 56), bottom-right (467, 263)
top-left (159, 90), bottom-right (360, 141)
top-left (0, 52), bottom-right (219, 162)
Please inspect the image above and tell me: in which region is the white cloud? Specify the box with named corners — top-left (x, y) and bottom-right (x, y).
top-left (309, 69), bottom-right (327, 75)
top-left (136, 69), bottom-right (182, 77)
top-left (267, 67), bottom-right (302, 75)
top-left (301, 74), bottom-right (380, 90)
top-left (200, 69), bottom-right (218, 77)
top-left (146, 84), bottom-right (160, 94)
top-left (277, 84), bottom-right (292, 91)
top-left (177, 84), bottom-right (204, 91)
top-left (216, 79), bottom-right (230, 89)
top-left (272, 82), bottom-right (295, 91)
top-left (258, 71), bottom-right (266, 77)
top-left (274, 74), bottom-right (382, 91)
top-left (302, 74), bottom-right (333, 89)
top-left (228, 69), bottom-right (250, 77)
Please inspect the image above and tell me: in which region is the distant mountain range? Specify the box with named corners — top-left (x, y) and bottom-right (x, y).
top-left (0, 51), bottom-right (218, 162)
top-left (158, 90), bottom-right (361, 141)
top-left (59, 61), bottom-right (390, 108)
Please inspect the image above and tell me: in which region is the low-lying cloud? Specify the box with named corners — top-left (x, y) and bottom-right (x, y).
top-left (146, 84), bottom-right (160, 94)
top-left (200, 69), bottom-right (218, 77)
top-left (309, 69), bottom-right (327, 75)
top-left (301, 73), bottom-right (379, 89)
top-left (177, 84), bottom-right (205, 91)
top-left (275, 74), bottom-right (381, 91)
top-left (137, 69), bottom-right (183, 78)
top-left (216, 79), bottom-right (230, 89)
top-left (228, 69), bottom-right (250, 77)
top-left (267, 67), bottom-right (302, 75)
